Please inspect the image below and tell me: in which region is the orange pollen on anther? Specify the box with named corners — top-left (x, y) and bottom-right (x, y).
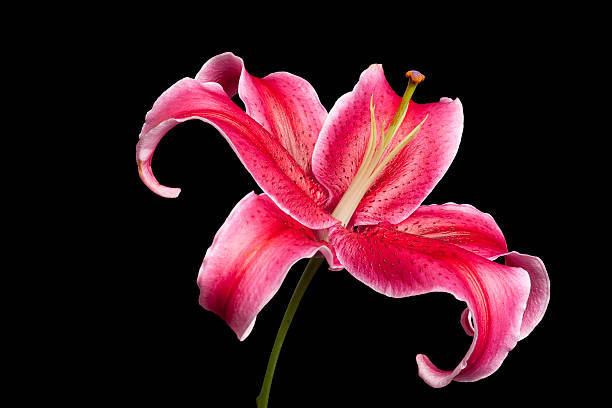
top-left (405, 70), bottom-right (425, 83)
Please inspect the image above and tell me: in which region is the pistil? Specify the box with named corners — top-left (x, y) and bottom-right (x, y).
top-left (331, 71), bottom-right (428, 227)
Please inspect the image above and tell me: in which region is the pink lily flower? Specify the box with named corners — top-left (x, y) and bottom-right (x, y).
top-left (136, 52), bottom-right (550, 388)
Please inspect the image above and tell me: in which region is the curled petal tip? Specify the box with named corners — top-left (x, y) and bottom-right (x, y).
top-left (416, 354), bottom-right (455, 388)
top-left (137, 159), bottom-right (181, 198)
top-left (405, 70), bottom-right (425, 83)
top-left (460, 308), bottom-right (475, 336)
top-left (237, 318), bottom-right (256, 341)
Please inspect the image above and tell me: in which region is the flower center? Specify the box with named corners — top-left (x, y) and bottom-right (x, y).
top-left (331, 71), bottom-right (428, 227)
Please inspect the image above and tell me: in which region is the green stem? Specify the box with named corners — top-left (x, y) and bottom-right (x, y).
top-left (255, 256), bottom-right (324, 408)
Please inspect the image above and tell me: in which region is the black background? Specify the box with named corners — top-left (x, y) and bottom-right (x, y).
top-left (69, 6), bottom-right (599, 407)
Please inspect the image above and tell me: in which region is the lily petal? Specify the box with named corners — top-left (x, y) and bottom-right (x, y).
top-left (312, 64), bottom-right (395, 212)
top-left (458, 252), bottom-right (550, 341)
top-left (393, 203), bottom-right (508, 259)
top-left (136, 77), bottom-right (336, 229)
top-left (328, 223), bottom-right (531, 387)
top-left (460, 308), bottom-right (475, 336)
top-left (197, 52), bottom-right (327, 177)
top-left (198, 192), bottom-right (336, 340)
top-left (238, 70), bottom-right (327, 177)
top-left (394, 203), bottom-right (549, 342)
top-left (312, 64), bottom-right (463, 225)
top-left (194, 51), bottom-right (244, 96)
top-left (503, 252), bottom-right (550, 340)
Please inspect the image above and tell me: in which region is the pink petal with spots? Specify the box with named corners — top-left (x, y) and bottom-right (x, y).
top-left (312, 64), bottom-right (463, 225)
top-left (395, 203), bottom-right (549, 343)
top-left (196, 52), bottom-right (328, 177)
top-left (312, 64), bottom-right (395, 212)
top-left (198, 192), bottom-right (336, 340)
top-left (238, 70), bottom-right (327, 177)
top-left (136, 77), bottom-right (335, 229)
top-left (394, 203), bottom-right (508, 259)
top-left (328, 223), bottom-right (531, 387)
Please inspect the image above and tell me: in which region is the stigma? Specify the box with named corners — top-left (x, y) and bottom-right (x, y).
top-left (406, 70), bottom-right (425, 83)
top-left (331, 71), bottom-right (428, 227)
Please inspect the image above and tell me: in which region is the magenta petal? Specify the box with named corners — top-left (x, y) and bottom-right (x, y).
top-left (198, 192), bottom-right (336, 340)
top-left (197, 52), bottom-right (328, 177)
top-left (136, 77), bottom-right (335, 229)
top-left (354, 95), bottom-right (463, 225)
top-left (504, 252), bottom-right (550, 340)
top-left (460, 308), bottom-right (475, 336)
top-left (312, 64), bottom-right (463, 223)
top-left (394, 203), bottom-right (508, 259)
top-left (195, 52), bottom-right (244, 96)
top-left (312, 64), bottom-right (398, 212)
top-left (238, 70), bottom-right (327, 177)
top-left (396, 204), bottom-right (549, 344)
top-left (457, 252), bottom-right (550, 342)
top-left (328, 224), bottom-right (531, 387)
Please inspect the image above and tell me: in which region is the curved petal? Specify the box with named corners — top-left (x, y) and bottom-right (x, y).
top-left (503, 252), bottom-right (550, 340)
top-left (197, 52), bottom-right (328, 177)
top-left (458, 252), bottom-right (550, 342)
top-left (312, 64), bottom-right (463, 225)
top-left (136, 77), bottom-right (335, 229)
top-left (395, 204), bottom-right (549, 343)
top-left (460, 308), bottom-right (475, 336)
top-left (197, 192), bottom-right (336, 340)
top-left (328, 223), bottom-right (531, 387)
top-left (194, 51), bottom-right (244, 96)
top-left (393, 203), bottom-right (508, 259)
